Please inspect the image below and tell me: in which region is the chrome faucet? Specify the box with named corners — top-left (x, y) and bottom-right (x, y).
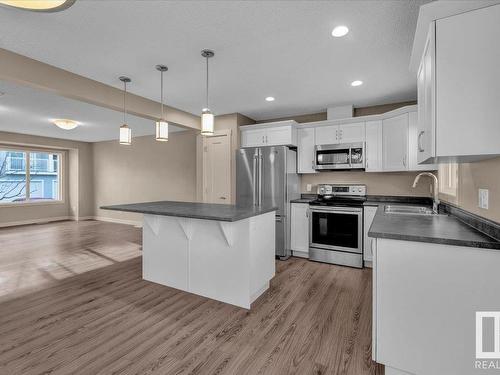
top-left (413, 172), bottom-right (440, 214)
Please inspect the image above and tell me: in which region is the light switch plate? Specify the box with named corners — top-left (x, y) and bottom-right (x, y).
top-left (479, 189), bottom-right (489, 209)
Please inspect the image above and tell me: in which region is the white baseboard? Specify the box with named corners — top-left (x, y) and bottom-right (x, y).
top-left (92, 216), bottom-right (143, 227)
top-left (0, 216), bottom-right (71, 228)
top-left (292, 250), bottom-right (309, 259)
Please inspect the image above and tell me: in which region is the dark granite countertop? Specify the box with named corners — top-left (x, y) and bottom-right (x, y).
top-left (363, 195), bottom-right (433, 206)
top-left (368, 204), bottom-right (500, 250)
top-left (101, 201), bottom-right (277, 222)
top-left (290, 198), bottom-right (316, 204)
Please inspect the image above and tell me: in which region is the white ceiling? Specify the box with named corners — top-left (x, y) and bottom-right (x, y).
top-left (0, 80), bottom-right (184, 142)
top-left (0, 0), bottom-right (430, 121)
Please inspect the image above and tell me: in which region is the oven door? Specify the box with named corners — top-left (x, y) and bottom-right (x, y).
top-left (309, 206), bottom-right (362, 253)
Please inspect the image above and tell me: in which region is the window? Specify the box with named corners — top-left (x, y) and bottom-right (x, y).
top-left (0, 148), bottom-right (62, 204)
top-left (439, 163), bottom-right (459, 198)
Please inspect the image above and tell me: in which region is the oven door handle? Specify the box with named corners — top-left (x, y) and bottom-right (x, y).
top-left (309, 207), bottom-right (362, 214)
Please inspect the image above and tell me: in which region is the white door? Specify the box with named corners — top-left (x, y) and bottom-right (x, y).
top-left (290, 203), bottom-right (309, 255)
top-left (417, 22), bottom-right (436, 163)
top-left (315, 125), bottom-right (338, 145)
top-left (365, 120), bottom-right (383, 172)
top-left (266, 126), bottom-right (293, 146)
top-left (338, 122), bottom-right (365, 143)
top-left (241, 128), bottom-right (266, 148)
top-left (203, 133), bottom-right (231, 204)
top-left (297, 127), bottom-right (317, 174)
top-left (383, 113), bottom-right (409, 171)
top-left (363, 206), bottom-right (377, 263)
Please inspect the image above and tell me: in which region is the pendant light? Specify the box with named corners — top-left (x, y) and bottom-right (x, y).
top-left (201, 49), bottom-right (215, 136)
top-left (119, 76), bottom-right (132, 145)
top-left (155, 65), bottom-right (169, 142)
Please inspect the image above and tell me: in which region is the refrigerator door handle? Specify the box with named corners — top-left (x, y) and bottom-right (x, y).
top-left (252, 155), bottom-right (257, 205)
top-left (258, 154), bottom-right (263, 206)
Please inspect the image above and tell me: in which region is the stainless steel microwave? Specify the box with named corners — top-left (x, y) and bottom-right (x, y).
top-left (314, 142), bottom-right (365, 170)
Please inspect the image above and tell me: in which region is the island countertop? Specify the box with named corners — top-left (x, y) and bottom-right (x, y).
top-left (100, 201), bottom-right (277, 222)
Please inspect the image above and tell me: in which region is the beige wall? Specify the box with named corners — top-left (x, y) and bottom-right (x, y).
top-left (93, 131), bottom-right (197, 223)
top-left (0, 131), bottom-right (93, 225)
top-left (301, 171), bottom-right (431, 196)
top-left (440, 157), bottom-right (500, 223)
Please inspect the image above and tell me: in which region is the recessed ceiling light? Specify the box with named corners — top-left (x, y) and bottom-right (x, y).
top-left (53, 119), bottom-right (79, 130)
top-left (265, 97), bottom-right (275, 102)
top-left (351, 80), bottom-right (363, 87)
top-left (331, 25), bottom-right (349, 38)
top-left (0, 0), bottom-right (75, 12)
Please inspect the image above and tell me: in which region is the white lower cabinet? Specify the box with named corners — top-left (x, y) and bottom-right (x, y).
top-left (290, 203), bottom-right (309, 257)
top-left (363, 206), bottom-right (377, 264)
top-left (373, 238), bottom-right (500, 374)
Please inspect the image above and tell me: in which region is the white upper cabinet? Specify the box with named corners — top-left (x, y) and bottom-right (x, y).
top-left (416, 23), bottom-right (436, 164)
top-left (383, 113), bottom-right (408, 171)
top-left (315, 122), bottom-right (365, 145)
top-left (365, 120), bottom-right (383, 172)
top-left (338, 122), bottom-right (365, 143)
top-left (266, 125), bottom-right (295, 146)
top-left (240, 128), bottom-right (266, 147)
top-left (314, 125), bottom-right (338, 145)
top-left (297, 127), bottom-right (317, 174)
top-left (416, 5), bottom-right (500, 162)
top-left (240, 121), bottom-right (297, 148)
top-left (408, 111), bottom-right (437, 171)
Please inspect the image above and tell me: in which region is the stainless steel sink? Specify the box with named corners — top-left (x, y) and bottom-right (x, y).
top-left (384, 205), bottom-right (435, 215)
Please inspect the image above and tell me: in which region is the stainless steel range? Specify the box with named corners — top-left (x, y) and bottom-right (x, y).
top-left (309, 184), bottom-right (366, 268)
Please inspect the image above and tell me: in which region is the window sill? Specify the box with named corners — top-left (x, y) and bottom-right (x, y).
top-left (0, 200), bottom-right (65, 208)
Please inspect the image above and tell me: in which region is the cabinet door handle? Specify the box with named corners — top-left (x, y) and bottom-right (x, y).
top-left (403, 155), bottom-right (407, 168)
top-left (219, 197), bottom-right (226, 200)
top-left (262, 135), bottom-right (265, 144)
top-left (306, 209), bottom-right (309, 218)
top-left (418, 131), bottom-right (425, 152)
top-left (370, 238), bottom-right (374, 255)
top-left (266, 135), bottom-right (268, 143)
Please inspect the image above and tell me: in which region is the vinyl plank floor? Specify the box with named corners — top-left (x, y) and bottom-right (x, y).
top-left (0, 220), bottom-right (383, 375)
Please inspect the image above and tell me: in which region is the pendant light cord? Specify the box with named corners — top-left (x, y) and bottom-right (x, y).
top-left (123, 81), bottom-right (127, 124)
top-left (206, 56), bottom-right (209, 110)
top-left (160, 70), bottom-right (164, 120)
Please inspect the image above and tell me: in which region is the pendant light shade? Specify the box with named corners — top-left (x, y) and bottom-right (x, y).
top-left (119, 124), bottom-right (131, 145)
top-left (119, 76), bottom-right (132, 145)
top-left (201, 109), bottom-right (214, 135)
top-left (155, 65), bottom-right (169, 142)
top-left (201, 49), bottom-right (215, 136)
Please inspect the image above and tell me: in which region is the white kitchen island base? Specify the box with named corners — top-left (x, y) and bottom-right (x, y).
top-left (142, 211), bottom-right (275, 309)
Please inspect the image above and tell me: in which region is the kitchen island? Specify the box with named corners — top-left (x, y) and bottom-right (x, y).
top-left (101, 201), bottom-right (277, 309)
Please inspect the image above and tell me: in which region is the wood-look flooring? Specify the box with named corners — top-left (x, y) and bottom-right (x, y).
top-left (0, 220), bottom-right (383, 375)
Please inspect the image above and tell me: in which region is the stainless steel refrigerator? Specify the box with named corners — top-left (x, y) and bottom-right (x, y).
top-left (236, 146), bottom-right (300, 259)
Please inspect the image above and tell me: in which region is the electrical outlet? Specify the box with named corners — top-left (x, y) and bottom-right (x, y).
top-left (306, 184), bottom-right (312, 192)
top-left (479, 189), bottom-right (489, 209)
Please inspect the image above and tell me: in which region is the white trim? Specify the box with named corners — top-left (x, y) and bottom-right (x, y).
top-left (0, 216), bottom-right (71, 228)
top-left (292, 250), bottom-right (309, 259)
top-left (92, 216), bottom-right (143, 227)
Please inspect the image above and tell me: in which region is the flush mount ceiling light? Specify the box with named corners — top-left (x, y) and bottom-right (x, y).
top-left (201, 49), bottom-right (215, 136)
top-left (119, 76), bottom-right (132, 145)
top-left (351, 80), bottom-right (363, 87)
top-left (265, 96), bottom-right (275, 102)
top-left (53, 119), bottom-right (78, 130)
top-left (155, 64), bottom-right (169, 142)
top-left (331, 25), bottom-right (349, 37)
top-left (0, 0), bottom-right (75, 12)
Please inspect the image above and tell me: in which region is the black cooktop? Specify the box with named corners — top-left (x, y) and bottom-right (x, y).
top-left (309, 195), bottom-right (367, 207)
